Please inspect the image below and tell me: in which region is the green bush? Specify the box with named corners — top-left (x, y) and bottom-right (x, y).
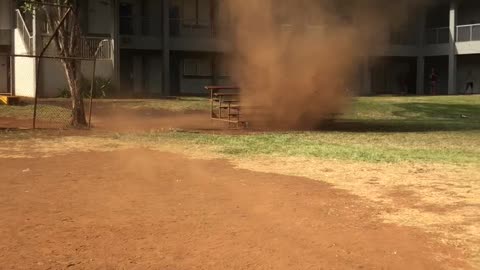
top-left (57, 77), bottom-right (113, 99)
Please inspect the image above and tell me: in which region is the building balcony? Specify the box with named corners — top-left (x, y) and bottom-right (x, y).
top-left (456, 23), bottom-right (480, 42)
top-left (39, 35), bottom-right (112, 60)
top-left (455, 23), bottom-right (480, 55)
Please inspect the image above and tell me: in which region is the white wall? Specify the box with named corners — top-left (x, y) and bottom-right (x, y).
top-left (40, 59), bottom-right (113, 97)
top-left (14, 29), bottom-right (36, 97)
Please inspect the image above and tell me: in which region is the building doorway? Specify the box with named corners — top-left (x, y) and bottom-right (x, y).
top-left (371, 57), bottom-right (417, 95)
top-left (0, 55), bottom-right (9, 94)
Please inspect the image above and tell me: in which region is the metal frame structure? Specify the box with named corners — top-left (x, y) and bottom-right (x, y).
top-left (0, 3), bottom-right (107, 129)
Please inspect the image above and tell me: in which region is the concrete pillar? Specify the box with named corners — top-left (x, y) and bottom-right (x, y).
top-left (415, 8), bottom-right (426, 95)
top-left (416, 56), bottom-right (425, 95)
top-left (111, 0), bottom-right (121, 92)
top-left (448, 0), bottom-right (457, 95)
top-left (162, 0), bottom-right (170, 96)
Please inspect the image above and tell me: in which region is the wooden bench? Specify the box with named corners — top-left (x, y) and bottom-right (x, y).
top-left (205, 86), bottom-right (246, 127)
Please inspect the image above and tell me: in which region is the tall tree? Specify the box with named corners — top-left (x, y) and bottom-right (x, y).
top-left (24, 0), bottom-right (87, 127)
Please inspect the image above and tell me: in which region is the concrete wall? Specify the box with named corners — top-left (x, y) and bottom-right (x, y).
top-left (458, 2), bottom-right (480, 25)
top-left (180, 77), bottom-right (212, 94)
top-left (176, 53), bottom-right (235, 95)
top-left (143, 0), bottom-right (163, 37)
top-left (0, 0), bottom-right (12, 45)
top-left (456, 41), bottom-right (480, 54)
top-left (0, 0), bottom-right (12, 30)
top-left (87, 0), bottom-right (114, 35)
top-left (144, 55), bottom-right (163, 94)
top-left (170, 0), bottom-right (212, 37)
top-left (14, 29), bottom-right (36, 97)
top-left (179, 55), bottom-right (214, 94)
top-left (39, 59), bottom-right (113, 97)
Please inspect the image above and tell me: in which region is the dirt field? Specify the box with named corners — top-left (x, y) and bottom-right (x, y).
top-left (0, 149), bottom-right (467, 269)
top-left (1, 97), bottom-right (478, 269)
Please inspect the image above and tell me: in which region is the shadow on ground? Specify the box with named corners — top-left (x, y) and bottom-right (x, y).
top-left (322, 102), bottom-right (479, 133)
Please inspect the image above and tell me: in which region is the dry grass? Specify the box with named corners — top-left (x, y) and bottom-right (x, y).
top-left (232, 156), bottom-right (480, 268)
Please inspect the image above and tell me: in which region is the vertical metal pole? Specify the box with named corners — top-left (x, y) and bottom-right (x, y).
top-left (470, 25), bottom-right (473, 42)
top-left (210, 88), bottom-right (213, 118)
top-left (32, 58), bottom-right (41, 129)
top-left (88, 58), bottom-right (97, 128)
top-left (9, 55), bottom-right (14, 95)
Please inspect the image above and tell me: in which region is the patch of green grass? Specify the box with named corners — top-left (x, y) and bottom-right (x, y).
top-left (347, 96), bottom-right (480, 123)
top-left (2, 96), bottom-right (479, 165)
top-left (0, 103), bottom-right (71, 122)
top-left (95, 97), bottom-right (210, 112)
top-left (0, 104), bottom-right (35, 119)
top-left (120, 130), bottom-right (480, 164)
top-left (117, 95), bottom-right (480, 164)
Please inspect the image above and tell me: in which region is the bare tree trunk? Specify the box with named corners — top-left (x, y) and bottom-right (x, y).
top-left (63, 59), bottom-right (87, 127)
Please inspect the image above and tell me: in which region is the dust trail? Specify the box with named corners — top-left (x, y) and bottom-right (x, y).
top-left (221, 0), bottom-right (429, 129)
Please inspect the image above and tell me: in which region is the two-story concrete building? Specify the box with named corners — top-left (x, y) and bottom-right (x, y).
top-left (366, 0), bottom-right (480, 95)
top-left (1, 0), bottom-right (479, 98)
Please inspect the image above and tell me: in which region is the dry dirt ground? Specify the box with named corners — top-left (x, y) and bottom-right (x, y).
top-left (0, 150), bottom-right (468, 270)
top-left (0, 108), bottom-right (477, 269)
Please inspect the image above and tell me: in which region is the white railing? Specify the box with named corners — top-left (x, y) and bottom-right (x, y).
top-left (41, 35), bottom-right (112, 60)
top-left (80, 36), bottom-right (111, 60)
top-left (457, 23), bottom-right (480, 42)
top-left (15, 10), bottom-right (34, 54)
top-left (425, 27), bottom-right (450, 44)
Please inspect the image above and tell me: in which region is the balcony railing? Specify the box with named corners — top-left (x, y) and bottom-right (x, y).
top-left (40, 35), bottom-right (112, 60)
top-left (457, 23), bottom-right (480, 42)
top-left (425, 27), bottom-right (450, 44)
top-left (79, 37), bottom-right (111, 59)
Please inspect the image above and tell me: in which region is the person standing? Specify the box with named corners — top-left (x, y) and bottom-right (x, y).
top-left (429, 68), bottom-right (439, 95)
top-left (464, 70), bottom-right (475, 95)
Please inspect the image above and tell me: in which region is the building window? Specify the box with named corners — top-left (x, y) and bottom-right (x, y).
top-left (119, 2), bottom-right (134, 35)
top-left (183, 58), bottom-right (212, 77)
top-left (183, 0), bottom-right (211, 27)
